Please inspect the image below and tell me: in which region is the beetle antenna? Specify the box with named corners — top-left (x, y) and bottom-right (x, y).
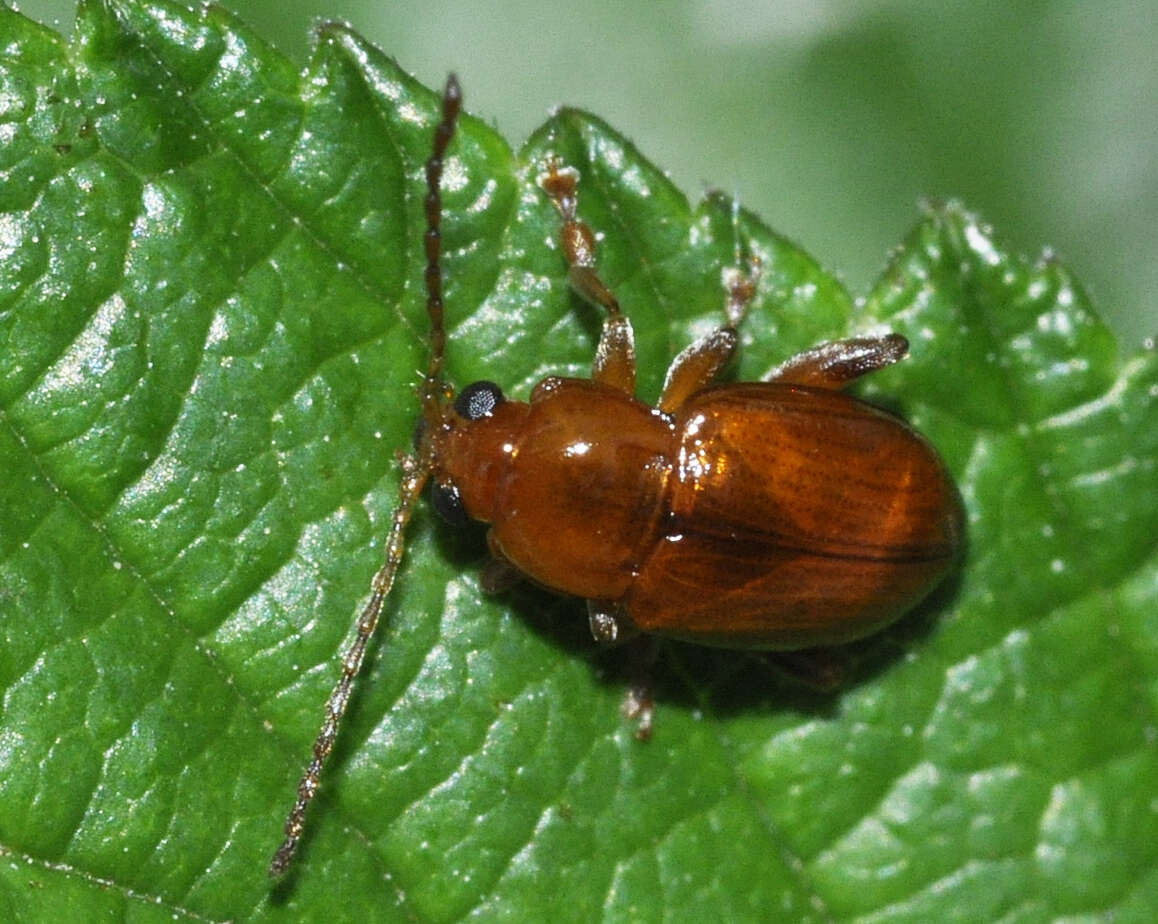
top-left (269, 73), bottom-right (464, 879)
top-left (421, 73), bottom-right (462, 410)
top-left (269, 454), bottom-right (431, 877)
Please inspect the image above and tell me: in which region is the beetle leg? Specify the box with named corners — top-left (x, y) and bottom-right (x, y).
top-left (768, 648), bottom-right (847, 692)
top-left (479, 556), bottom-right (522, 594)
top-left (658, 263), bottom-right (760, 413)
top-left (659, 328), bottom-right (738, 413)
top-left (621, 637), bottom-right (659, 741)
top-left (587, 603), bottom-right (655, 738)
top-left (539, 159), bottom-right (636, 395)
top-left (622, 680), bottom-right (655, 741)
top-left (478, 533), bottom-right (525, 593)
top-left (586, 599), bottom-right (640, 646)
top-left (767, 334), bottom-right (909, 390)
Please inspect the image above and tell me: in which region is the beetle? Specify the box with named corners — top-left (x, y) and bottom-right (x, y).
top-left (270, 75), bottom-right (962, 877)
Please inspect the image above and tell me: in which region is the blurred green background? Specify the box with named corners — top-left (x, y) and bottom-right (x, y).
top-left (20, 0), bottom-right (1157, 344)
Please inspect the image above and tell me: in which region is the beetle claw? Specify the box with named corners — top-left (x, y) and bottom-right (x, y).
top-left (622, 682), bottom-right (655, 741)
top-left (587, 599), bottom-right (636, 645)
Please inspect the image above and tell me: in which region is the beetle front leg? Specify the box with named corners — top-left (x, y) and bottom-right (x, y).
top-left (768, 334), bottom-right (909, 390)
top-left (539, 160), bottom-right (636, 395)
top-left (477, 533), bottom-right (525, 594)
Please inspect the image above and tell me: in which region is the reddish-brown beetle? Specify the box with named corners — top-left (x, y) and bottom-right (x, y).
top-left (270, 76), bottom-right (962, 876)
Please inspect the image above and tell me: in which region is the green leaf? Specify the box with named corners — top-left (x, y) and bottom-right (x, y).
top-left (2, 1), bottom-right (1156, 921)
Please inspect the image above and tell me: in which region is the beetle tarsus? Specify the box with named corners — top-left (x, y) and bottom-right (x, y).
top-left (623, 684), bottom-right (655, 741)
top-left (538, 157), bottom-right (637, 394)
top-left (587, 600), bottom-right (620, 644)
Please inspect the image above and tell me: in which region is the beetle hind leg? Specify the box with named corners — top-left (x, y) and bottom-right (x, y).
top-left (539, 159), bottom-right (636, 396)
top-left (767, 333), bottom-right (909, 390)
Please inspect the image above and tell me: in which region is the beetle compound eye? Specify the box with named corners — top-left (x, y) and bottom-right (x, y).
top-left (454, 380), bottom-right (504, 420)
top-left (431, 479), bottom-right (470, 527)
